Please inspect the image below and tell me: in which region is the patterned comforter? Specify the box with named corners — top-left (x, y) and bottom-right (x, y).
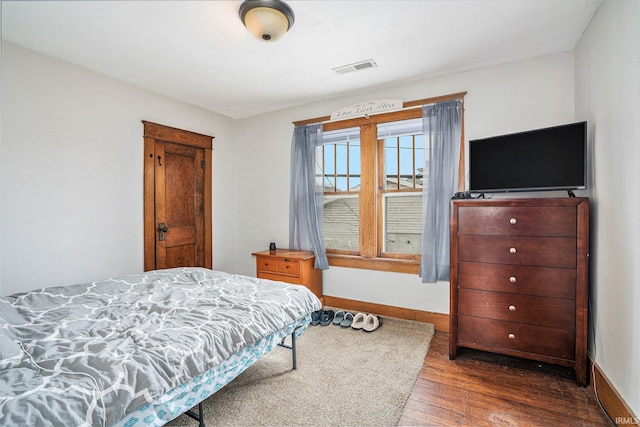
top-left (0, 267), bottom-right (321, 427)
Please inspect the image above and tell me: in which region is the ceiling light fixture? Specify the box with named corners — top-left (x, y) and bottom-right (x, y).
top-left (239, 0), bottom-right (295, 42)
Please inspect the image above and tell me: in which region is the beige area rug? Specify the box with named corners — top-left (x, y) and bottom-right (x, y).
top-left (167, 316), bottom-right (435, 427)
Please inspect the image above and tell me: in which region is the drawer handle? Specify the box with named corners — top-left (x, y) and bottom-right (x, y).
top-left (509, 218), bottom-right (517, 225)
top-left (509, 276), bottom-right (517, 283)
top-left (509, 247), bottom-right (517, 254)
top-left (508, 305), bottom-right (516, 312)
top-left (508, 333), bottom-right (516, 340)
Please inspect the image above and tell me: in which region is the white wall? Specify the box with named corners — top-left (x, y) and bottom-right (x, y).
top-left (234, 52), bottom-right (577, 315)
top-left (0, 41), bottom-right (237, 296)
top-left (0, 41), bottom-right (586, 315)
top-left (575, 0), bottom-right (640, 416)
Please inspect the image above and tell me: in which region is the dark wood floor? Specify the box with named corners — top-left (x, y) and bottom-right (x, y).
top-left (398, 331), bottom-right (614, 427)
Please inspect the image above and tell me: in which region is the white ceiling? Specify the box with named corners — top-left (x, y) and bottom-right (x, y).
top-left (2, 0), bottom-right (602, 119)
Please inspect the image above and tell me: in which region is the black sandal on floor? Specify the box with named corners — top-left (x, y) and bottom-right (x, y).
top-left (310, 310), bottom-right (322, 326)
top-left (319, 310), bottom-right (335, 326)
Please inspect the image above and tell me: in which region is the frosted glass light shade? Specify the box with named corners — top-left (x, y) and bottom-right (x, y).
top-left (239, 0), bottom-right (294, 42)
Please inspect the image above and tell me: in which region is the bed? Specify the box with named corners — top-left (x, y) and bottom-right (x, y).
top-left (0, 267), bottom-right (322, 427)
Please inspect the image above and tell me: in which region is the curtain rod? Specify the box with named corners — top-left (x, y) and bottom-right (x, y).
top-left (292, 91), bottom-right (467, 127)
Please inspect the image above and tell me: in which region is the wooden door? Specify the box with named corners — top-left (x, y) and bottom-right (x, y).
top-left (143, 121), bottom-right (213, 271)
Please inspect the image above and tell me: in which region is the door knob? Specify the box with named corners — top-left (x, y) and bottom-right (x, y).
top-left (158, 223), bottom-right (168, 241)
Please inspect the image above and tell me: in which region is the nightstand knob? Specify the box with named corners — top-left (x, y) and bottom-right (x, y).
top-left (509, 218), bottom-right (517, 225)
top-left (508, 333), bottom-right (516, 340)
top-left (509, 305), bottom-right (516, 312)
top-left (509, 276), bottom-right (517, 283)
top-left (509, 247), bottom-right (517, 254)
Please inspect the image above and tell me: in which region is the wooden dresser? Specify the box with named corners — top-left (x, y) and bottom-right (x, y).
top-left (252, 249), bottom-right (323, 301)
top-left (449, 197), bottom-right (589, 385)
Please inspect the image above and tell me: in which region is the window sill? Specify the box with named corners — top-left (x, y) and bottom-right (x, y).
top-left (327, 254), bottom-right (420, 274)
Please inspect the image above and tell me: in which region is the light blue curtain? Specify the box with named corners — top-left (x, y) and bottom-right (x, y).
top-left (289, 123), bottom-right (329, 270)
top-left (420, 100), bottom-right (462, 282)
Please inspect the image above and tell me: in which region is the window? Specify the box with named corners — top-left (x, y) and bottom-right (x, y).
top-left (297, 92), bottom-right (466, 273)
top-left (320, 112), bottom-right (427, 272)
top-left (380, 119), bottom-right (424, 256)
top-left (321, 127), bottom-right (360, 253)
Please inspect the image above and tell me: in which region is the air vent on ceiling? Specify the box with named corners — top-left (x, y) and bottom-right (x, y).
top-left (332, 59), bottom-right (378, 75)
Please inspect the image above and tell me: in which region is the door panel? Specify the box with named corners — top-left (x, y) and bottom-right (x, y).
top-left (143, 121), bottom-right (213, 271)
top-left (165, 227), bottom-right (197, 247)
top-left (165, 151), bottom-right (196, 228)
top-left (155, 141), bottom-right (204, 269)
top-left (166, 245), bottom-right (196, 269)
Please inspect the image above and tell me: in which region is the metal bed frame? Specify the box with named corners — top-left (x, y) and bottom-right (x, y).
top-left (182, 326), bottom-right (301, 427)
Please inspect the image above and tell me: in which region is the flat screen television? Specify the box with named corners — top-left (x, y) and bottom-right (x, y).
top-left (469, 121), bottom-right (587, 194)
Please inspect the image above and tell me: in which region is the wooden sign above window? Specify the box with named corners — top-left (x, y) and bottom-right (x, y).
top-left (330, 99), bottom-right (403, 121)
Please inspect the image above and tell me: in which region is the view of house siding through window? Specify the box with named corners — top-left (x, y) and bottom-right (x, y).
top-left (320, 119), bottom-right (424, 255)
top-left (381, 120), bottom-right (424, 254)
top-left (321, 127), bottom-right (360, 252)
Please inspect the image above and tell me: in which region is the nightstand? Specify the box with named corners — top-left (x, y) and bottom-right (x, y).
top-left (252, 249), bottom-right (323, 301)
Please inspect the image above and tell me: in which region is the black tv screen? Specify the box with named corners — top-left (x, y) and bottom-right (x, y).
top-left (469, 121), bottom-right (587, 194)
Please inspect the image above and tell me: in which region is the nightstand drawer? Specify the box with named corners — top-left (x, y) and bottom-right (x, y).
top-left (458, 206), bottom-right (576, 237)
top-left (458, 235), bottom-right (576, 268)
top-left (258, 272), bottom-right (302, 285)
top-left (458, 262), bottom-right (576, 299)
top-left (458, 315), bottom-right (575, 361)
top-left (278, 259), bottom-right (300, 275)
top-left (257, 258), bottom-right (301, 276)
top-left (256, 258), bottom-right (279, 273)
top-left (458, 288), bottom-right (575, 329)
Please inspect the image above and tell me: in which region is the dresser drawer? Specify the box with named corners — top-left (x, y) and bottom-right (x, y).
top-left (458, 288), bottom-right (575, 329)
top-left (458, 262), bottom-right (576, 299)
top-left (458, 206), bottom-right (576, 237)
top-left (458, 235), bottom-right (576, 268)
top-left (458, 315), bottom-right (575, 361)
